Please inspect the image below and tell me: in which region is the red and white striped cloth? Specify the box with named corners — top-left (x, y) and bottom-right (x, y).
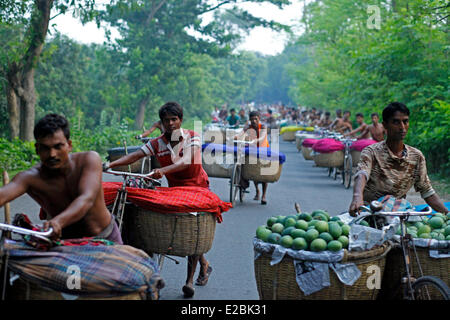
top-left (102, 182), bottom-right (232, 223)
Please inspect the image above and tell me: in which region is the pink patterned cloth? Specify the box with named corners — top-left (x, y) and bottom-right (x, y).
top-left (350, 139), bottom-right (377, 151)
top-left (312, 138), bottom-right (344, 153)
top-left (302, 138), bottom-right (319, 148)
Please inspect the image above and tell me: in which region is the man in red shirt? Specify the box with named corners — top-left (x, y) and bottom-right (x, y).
top-left (106, 101), bottom-right (212, 298)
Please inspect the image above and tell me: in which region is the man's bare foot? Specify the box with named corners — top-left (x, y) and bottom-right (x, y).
top-left (182, 282), bottom-right (195, 298)
top-left (195, 264), bottom-right (213, 286)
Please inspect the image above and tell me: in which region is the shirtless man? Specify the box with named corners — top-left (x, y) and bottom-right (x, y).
top-left (0, 114), bottom-right (122, 243)
top-left (328, 109), bottom-right (344, 131)
top-left (319, 111), bottom-right (333, 128)
top-left (367, 113), bottom-right (385, 142)
top-left (344, 113), bottom-right (370, 139)
top-left (336, 110), bottom-right (353, 134)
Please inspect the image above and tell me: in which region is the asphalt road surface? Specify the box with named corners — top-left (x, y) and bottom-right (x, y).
top-left (1, 139), bottom-right (355, 300)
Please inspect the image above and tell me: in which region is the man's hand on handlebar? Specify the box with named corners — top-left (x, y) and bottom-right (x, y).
top-left (102, 162), bottom-right (110, 172)
top-left (135, 134), bottom-right (143, 140)
top-left (150, 168), bottom-right (164, 180)
top-left (43, 219), bottom-right (62, 241)
top-left (349, 195), bottom-right (364, 217)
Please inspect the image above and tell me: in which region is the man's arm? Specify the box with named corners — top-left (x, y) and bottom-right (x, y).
top-left (345, 124), bottom-right (366, 137)
top-left (139, 121), bottom-right (160, 138)
top-left (107, 149), bottom-right (146, 169)
top-left (348, 147), bottom-right (374, 216)
top-left (152, 144), bottom-right (201, 179)
top-left (349, 174), bottom-right (367, 216)
top-left (355, 125), bottom-right (370, 140)
top-left (0, 171), bottom-right (30, 208)
top-left (44, 152), bottom-right (103, 238)
top-left (424, 194), bottom-right (449, 214)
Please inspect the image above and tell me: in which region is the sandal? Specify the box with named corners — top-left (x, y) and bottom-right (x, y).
top-left (261, 200), bottom-right (267, 205)
top-left (195, 265), bottom-right (213, 286)
top-left (253, 195), bottom-right (260, 201)
top-left (182, 284), bottom-right (195, 298)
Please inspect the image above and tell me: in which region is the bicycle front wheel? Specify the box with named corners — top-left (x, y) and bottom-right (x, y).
top-left (344, 155), bottom-right (353, 189)
top-left (412, 275), bottom-right (450, 300)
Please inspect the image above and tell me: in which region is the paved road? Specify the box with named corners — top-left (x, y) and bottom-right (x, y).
top-left (1, 139), bottom-right (354, 300)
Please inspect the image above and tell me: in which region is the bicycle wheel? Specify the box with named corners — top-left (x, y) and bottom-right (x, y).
top-left (328, 167), bottom-right (333, 177)
top-left (239, 186), bottom-right (245, 203)
top-left (344, 155), bottom-right (353, 189)
top-left (230, 163), bottom-right (241, 206)
top-left (412, 275), bottom-right (450, 300)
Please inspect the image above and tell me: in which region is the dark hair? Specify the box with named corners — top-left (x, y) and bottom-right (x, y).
top-left (371, 112), bottom-right (379, 118)
top-left (34, 114), bottom-right (70, 140)
top-left (249, 111), bottom-right (260, 119)
top-left (356, 113), bottom-right (364, 118)
top-left (382, 102), bottom-right (409, 122)
top-left (159, 101), bottom-right (183, 120)
top-left (230, 108), bottom-right (236, 113)
top-left (344, 110), bottom-right (351, 115)
top-left (336, 109), bottom-right (342, 115)
top-left (325, 111), bottom-right (331, 116)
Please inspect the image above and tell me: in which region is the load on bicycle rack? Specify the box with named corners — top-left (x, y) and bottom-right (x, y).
top-left (352, 201), bottom-right (450, 300)
top-left (103, 169), bottom-right (232, 269)
top-left (201, 140), bottom-right (286, 206)
top-left (0, 215), bottom-right (164, 300)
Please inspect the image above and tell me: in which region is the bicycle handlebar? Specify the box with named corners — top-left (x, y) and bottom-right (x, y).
top-left (358, 201), bottom-right (433, 217)
top-left (105, 169), bottom-right (161, 184)
top-left (0, 222), bottom-right (53, 243)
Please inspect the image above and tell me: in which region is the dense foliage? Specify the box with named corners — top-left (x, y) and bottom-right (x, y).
top-left (0, 0), bottom-right (448, 177)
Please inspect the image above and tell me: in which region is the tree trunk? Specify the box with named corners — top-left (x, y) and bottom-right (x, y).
top-left (5, 0), bottom-right (53, 141)
top-left (135, 95), bottom-right (150, 129)
top-left (19, 68), bottom-right (37, 141)
top-left (6, 82), bottom-right (20, 139)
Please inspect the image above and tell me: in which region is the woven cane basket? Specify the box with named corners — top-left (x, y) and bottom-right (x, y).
top-left (282, 131), bottom-right (296, 142)
top-left (202, 155), bottom-right (233, 178)
top-left (203, 129), bottom-right (226, 144)
top-left (378, 243), bottom-right (450, 300)
top-left (350, 150), bottom-right (361, 167)
top-left (241, 156), bottom-right (283, 183)
top-left (301, 147), bottom-right (314, 160)
top-left (8, 278), bottom-right (148, 300)
top-left (313, 151), bottom-right (344, 168)
top-left (123, 208), bottom-right (216, 257)
top-left (254, 243), bottom-right (391, 300)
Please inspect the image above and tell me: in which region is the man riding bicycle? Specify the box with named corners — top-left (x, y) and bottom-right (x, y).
top-left (349, 102), bottom-right (448, 216)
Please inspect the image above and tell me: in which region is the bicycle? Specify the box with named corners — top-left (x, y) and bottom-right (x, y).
top-left (229, 139), bottom-right (254, 206)
top-left (338, 137), bottom-right (357, 189)
top-left (104, 169), bottom-right (179, 269)
top-left (134, 136), bottom-right (153, 174)
top-left (0, 222), bottom-right (54, 300)
top-left (353, 200), bottom-right (450, 300)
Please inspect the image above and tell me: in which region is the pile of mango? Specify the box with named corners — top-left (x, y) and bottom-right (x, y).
top-left (399, 212), bottom-right (450, 240)
top-left (256, 210), bottom-right (350, 252)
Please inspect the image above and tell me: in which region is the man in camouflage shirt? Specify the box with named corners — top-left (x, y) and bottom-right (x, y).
top-left (349, 102), bottom-right (448, 216)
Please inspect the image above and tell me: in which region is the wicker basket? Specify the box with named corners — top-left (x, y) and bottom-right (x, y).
top-left (350, 150), bottom-right (361, 167)
top-left (203, 129), bottom-right (226, 144)
top-left (378, 244), bottom-right (450, 300)
top-left (313, 151), bottom-right (344, 168)
top-left (8, 278), bottom-right (148, 300)
top-left (123, 207), bottom-right (216, 257)
top-left (282, 131), bottom-right (296, 141)
top-left (254, 243), bottom-right (391, 300)
top-left (202, 154), bottom-right (234, 178)
top-left (241, 156), bottom-right (283, 183)
top-left (301, 147), bottom-right (314, 160)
